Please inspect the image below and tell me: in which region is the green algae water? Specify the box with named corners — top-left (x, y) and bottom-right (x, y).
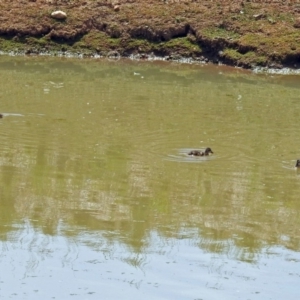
top-left (0, 56), bottom-right (300, 300)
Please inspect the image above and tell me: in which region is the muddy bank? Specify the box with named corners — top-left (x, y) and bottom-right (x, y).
top-left (1, 0), bottom-right (300, 69)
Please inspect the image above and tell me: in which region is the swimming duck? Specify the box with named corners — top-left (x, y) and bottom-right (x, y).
top-left (188, 147), bottom-right (214, 156)
top-left (295, 159), bottom-right (300, 168)
top-left (0, 114), bottom-right (3, 118)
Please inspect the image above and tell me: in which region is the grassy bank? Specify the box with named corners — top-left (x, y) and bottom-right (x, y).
top-left (1, 0), bottom-right (300, 68)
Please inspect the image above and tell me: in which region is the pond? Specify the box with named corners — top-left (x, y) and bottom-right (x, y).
top-left (0, 56), bottom-right (300, 299)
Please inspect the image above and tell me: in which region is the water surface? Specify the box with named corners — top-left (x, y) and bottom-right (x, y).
top-left (0, 57), bottom-right (300, 299)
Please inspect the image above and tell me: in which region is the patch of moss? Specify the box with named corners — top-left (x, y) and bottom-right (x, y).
top-left (125, 39), bottom-right (152, 52)
top-left (0, 37), bottom-right (24, 52)
top-left (239, 33), bottom-right (266, 48)
top-left (223, 48), bottom-right (267, 66)
top-left (240, 30), bottom-right (300, 58)
top-left (156, 37), bottom-right (202, 55)
top-left (25, 37), bottom-right (48, 46)
top-left (202, 27), bottom-right (240, 40)
top-left (267, 12), bottom-right (294, 24)
top-left (76, 31), bottom-right (122, 51)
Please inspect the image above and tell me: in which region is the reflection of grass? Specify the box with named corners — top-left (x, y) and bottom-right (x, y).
top-left (1, 58), bottom-right (300, 253)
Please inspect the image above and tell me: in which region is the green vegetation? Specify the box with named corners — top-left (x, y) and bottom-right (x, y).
top-left (155, 37), bottom-right (202, 55)
top-left (223, 48), bottom-right (268, 66)
top-left (202, 27), bottom-right (240, 40)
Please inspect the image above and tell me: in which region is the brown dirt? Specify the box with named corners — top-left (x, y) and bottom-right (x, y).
top-left (1, 0), bottom-right (300, 68)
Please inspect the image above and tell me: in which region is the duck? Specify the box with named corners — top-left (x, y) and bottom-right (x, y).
top-left (295, 159), bottom-right (300, 168)
top-left (0, 114), bottom-right (3, 118)
top-left (188, 147), bottom-right (214, 156)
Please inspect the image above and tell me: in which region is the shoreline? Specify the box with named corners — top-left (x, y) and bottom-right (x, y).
top-left (1, 49), bottom-right (300, 76)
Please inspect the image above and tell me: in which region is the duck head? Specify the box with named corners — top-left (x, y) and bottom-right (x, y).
top-left (204, 147), bottom-right (214, 155)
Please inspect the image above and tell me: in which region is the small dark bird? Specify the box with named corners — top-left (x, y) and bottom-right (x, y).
top-left (188, 147), bottom-right (214, 156)
top-left (295, 159), bottom-right (300, 168)
top-left (0, 114), bottom-right (3, 118)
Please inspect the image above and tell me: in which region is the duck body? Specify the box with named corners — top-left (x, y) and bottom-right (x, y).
top-left (188, 147), bottom-right (213, 156)
top-left (295, 159), bottom-right (300, 168)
